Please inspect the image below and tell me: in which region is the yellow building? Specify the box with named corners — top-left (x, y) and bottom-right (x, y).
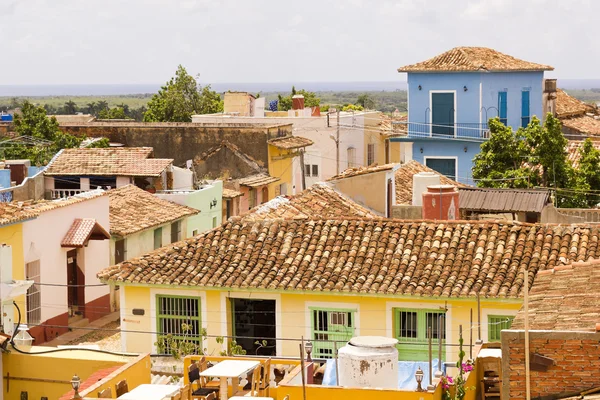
top-left (96, 218), bottom-right (600, 364)
top-left (363, 111), bottom-right (404, 166)
top-left (267, 135), bottom-right (313, 198)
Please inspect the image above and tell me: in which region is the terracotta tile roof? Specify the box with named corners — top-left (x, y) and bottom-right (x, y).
top-left (395, 161), bottom-right (466, 205)
top-left (98, 219), bottom-right (600, 299)
top-left (59, 366), bottom-right (121, 400)
top-left (45, 147), bottom-right (173, 177)
top-left (222, 188), bottom-right (243, 199)
top-left (327, 164), bottom-right (398, 181)
top-left (268, 136), bottom-right (314, 150)
top-left (0, 190), bottom-right (106, 227)
top-left (562, 115), bottom-right (600, 136)
top-left (244, 183), bottom-right (379, 221)
top-left (237, 174), bottom-right (280, 187)
top-left (566, 140), bottom-right (600, 168)
top-left (459, 187), bottom-right (551, 213)
top-left (398, 47), bottom-right (553, 73)
top-left (512, 259), bottom-right (600, 332)
top-left (555, 89), bottom-right (591, 118)
top-left (380, 115), bottom-right (408, 137)
top-left (109, 185), bottom-right (199, 237)
top-left (61, 218), bottom-right (110, 247)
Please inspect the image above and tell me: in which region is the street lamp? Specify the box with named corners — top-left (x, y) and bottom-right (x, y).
top-left (305, 340), bottom-right (313, 362)
top-left (415, 366), bottom-right (424, 392)
top-left (71, 374), bottom-right (82, 399)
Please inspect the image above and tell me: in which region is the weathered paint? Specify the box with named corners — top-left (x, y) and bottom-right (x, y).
top-left (117, 285), bottom-right (521, 363)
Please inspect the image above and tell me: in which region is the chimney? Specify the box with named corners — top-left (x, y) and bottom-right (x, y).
top-left (412, 172), bottom-right (441, 206)
top-left (543, 79), bottom-right (558, 117)
top-left (292, 95), bottom-right (305, 111)
top-left (422, 185), bottom-right (459, 220)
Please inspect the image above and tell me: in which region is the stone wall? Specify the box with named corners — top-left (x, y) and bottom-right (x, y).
top-left (391, 205), bottom-right (422, 219)
top-left (58, 122), bottom-right (293, 167)
top-left (502, 330), bottom-right (600, 399)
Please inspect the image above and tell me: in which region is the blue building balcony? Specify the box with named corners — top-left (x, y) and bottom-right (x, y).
top-left (392, 121), bottom-right (490, 141)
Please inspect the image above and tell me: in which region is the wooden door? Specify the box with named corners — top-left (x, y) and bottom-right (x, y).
top-left (67, 250), bottom-right (85, 314)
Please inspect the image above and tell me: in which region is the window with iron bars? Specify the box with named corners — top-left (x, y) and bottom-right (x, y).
top-left (26, 260), bottom-right (41, 325)
top-left (367, 144), bottom-right (375, 166)
top-left (156, 295), bottom-right (202, 354)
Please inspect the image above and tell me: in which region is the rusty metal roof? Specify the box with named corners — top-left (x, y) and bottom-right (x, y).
top-left (458, 187), bottom-right (551, 213)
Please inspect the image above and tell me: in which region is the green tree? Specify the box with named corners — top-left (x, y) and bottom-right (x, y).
top-left (14, 101), bottom-right (61, 140)
top-left (277, 86), bottom-right (320, 111)
top-left (472, 117), bottom-right (534, 188)
top-left (356, 93), bottom-right (376, 109)
top-left (574, 138), bottom-right (600, 206)
top-left (63, 100), bottom-right (78, 115)
top-left (524, 115), bottom-right (570, 188)
top-left (144, 65), bottom-right (223, 122)
top-left (98, 107), bottom-right (128, 120)
top-left (6, 100), bottom-right (107, 165)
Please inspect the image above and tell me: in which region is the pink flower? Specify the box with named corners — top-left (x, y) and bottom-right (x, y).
top-left (446, 376), bottom-right (454, 384)
top-left (462, 362), bottom-right (473, 372)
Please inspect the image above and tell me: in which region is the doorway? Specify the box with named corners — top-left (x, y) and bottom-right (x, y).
top-left (67, 249), bottom-right (85, 318)
top-left (431, 92), bottom-right (455, 136)
top-left (231, 299), bottom-right (276, 356)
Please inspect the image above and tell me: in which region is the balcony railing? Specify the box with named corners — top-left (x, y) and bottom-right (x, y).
top-left (394, 121), bottom-right (490, 140)
top-left (50, 188), bottom-right (89, 199)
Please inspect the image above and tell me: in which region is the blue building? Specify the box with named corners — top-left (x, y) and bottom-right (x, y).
top-left (392, 47), bottom-right (553, 184)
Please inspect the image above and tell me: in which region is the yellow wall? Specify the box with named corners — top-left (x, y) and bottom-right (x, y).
top-left (268, 145), bottom-right (295, 199)
top-left (1, 347), bottom-right (129, 400)
top-left (328, 171), bottom-right (389, 214)
top-left (79, 354), bottom-right (151, 398)
top-left (119, 284), bottom-right (521, 363)
top-left (0, 223), bottom-right (26, 322)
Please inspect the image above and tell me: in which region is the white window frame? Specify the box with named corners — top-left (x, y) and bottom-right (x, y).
top-left (429, 90), bottom-right (457, 138)
top-left (26, 260), bottom-right (41, 325)
top-left (423, 156), bottom-right (458, 181)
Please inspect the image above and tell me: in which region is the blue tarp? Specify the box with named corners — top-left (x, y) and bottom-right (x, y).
top-left (322, 359), bottom-right (442, 390)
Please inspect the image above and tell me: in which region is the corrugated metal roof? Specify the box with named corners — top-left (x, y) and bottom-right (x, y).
top-left (458, 187), bottom-right (551, 213)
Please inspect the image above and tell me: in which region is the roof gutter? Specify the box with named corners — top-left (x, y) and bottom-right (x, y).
top-left (99, 280), bottom-right (523, 304)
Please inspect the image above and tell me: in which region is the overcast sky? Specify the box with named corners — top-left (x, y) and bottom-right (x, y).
top-left (0, 0), bottom-right (597, 85)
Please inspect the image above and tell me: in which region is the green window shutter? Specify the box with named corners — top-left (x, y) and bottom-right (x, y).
top-left (310, 307), bottom-right (356, 359)
top-left (488, 315), bottom-right (514, 342)
top-left (156, 295), bottom-right (202, 354)
top-left (394, 308), bottom-right (446, 361)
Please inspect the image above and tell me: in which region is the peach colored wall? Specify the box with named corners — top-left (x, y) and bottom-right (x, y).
top-left (21, 195), bottom-right (110, 323)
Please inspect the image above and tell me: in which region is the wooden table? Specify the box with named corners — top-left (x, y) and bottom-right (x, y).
top-left (199, 360), bottom-right (260, 400)
top-left (117, 384), bottom-right (180, 399)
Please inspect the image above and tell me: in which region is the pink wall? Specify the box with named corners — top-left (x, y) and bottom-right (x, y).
top-left (22, 194), bottom-right (110, 324)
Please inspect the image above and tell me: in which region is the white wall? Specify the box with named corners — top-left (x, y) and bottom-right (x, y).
top-left (116, 176), bottom-right (133, 188)
top-left (172, 166), bottom-right (194, 191)
top-left (22, 195), bottom-right (110, 324)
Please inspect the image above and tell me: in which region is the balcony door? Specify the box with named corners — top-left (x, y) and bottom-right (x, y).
top-left (431, 92), bottom-right (455, 136)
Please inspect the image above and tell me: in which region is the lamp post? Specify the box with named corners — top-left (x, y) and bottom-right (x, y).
top-left (71, 374), bottom-right (82, 399)
top-left (415, 366), bottom-right (424, 392)
top-left (305, 340), bottom-right (314, 384)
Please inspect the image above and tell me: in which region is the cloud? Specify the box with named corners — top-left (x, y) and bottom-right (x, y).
top-left (1, 0), bottom-right (599, 84)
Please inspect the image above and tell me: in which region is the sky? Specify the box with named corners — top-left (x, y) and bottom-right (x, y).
top-left (0, 0), bottom-right (597, 85)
